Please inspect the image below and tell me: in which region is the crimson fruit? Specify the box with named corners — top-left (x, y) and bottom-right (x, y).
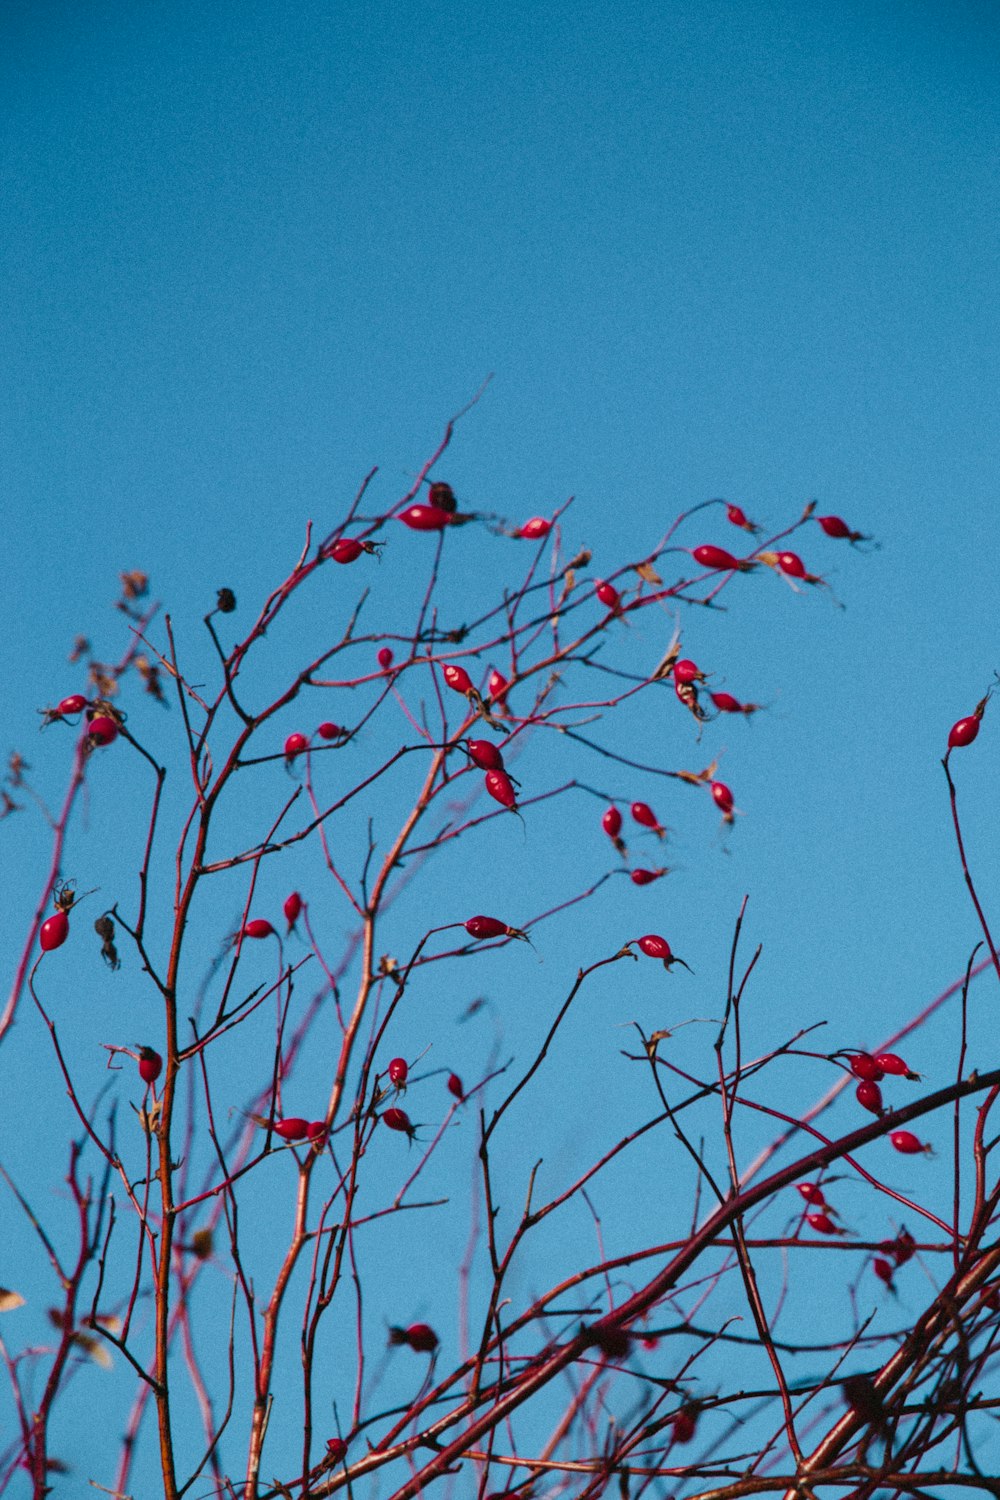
top-left (691, 544), bottom-right (743, 571)
top-left (242, 919), bottom-right (275, 939)
top-left (517, 516), bottom-right (552, 539)
top-left (873, 1257), bottom-right (895, 1288)
top-left (630, 801), bottom-right (662, 833)
top-left (710, 781), bottom-right (734, 815)
top-left (948, 716), bottom-right (980, 749)
top-left (398, 504), bottom-right (451, 531)
top-left (595, 580), bottom-right (621, 610)
top-left (806, 1212), bottom-right (838, 1235)
top-left (275, 1118), bottom-right (310, 1141)
top-left (88, 715), bottom-right (119, 747)
top-left (325, 1438), bottom-right (347, 1463)
top-left (673, 659), bottom-right (702, 686)
top-left (283, 892), bottom-right (303, 929)
top-left (890, 1130), bottom-right (928, 1155)
top-left (465, 915), bottom-right (511, 939)
top-left (602, 806), bottom-right (623, 838)
top-left (389, 1321), bottom-right (438, 1352)
top-left (57, 695), bottom-right (87, 716)
top-left (636, 934), bottom-right (689, 970)
top-left (306, 1121), bottom-right (327, 1143)
top-left (874, 1052), bottom-right (918, 1079)
top-left (467, 738), bottom-right (504, 770)
top-left (850, 1053), bottom-right (884, 1082)
top-left (447, 1072), bottom-right (464, 1100)
top-left (488, 668), bottom-right (509, 703)
top-left (855, 1080), bottom-right (884, 1115)
top-left (329, 537), bottom-right (364, 564)
top-left (316, 721), bottom-right (341, 740)
top-left (484, 769), bottom-right (517, 809)
top-left (630, 868), bottom-right (665, 885)
top-left (725, 503), bottom-right (753, 530)
top-left (377, 646), bottom-right (394, 670)
top-left (138, 1047), bottom-right (162, 1084)
top-left (388, 1057), bottom-right (408, 1087)
top-left (284, 732), bottom-right (309, 759)
top-left (40, 911), bottom-right (70, 952)
top-left (711, 691), bottom-right (755, 715)
top-left (671, 1408), bottom-right (698, 1444)
top-left (443, 663), bottom-right (474, 695)
top-left (796, 1183), bottom-right (826, 1206)
top-left (382, 1107), bottom-right (415, 1138)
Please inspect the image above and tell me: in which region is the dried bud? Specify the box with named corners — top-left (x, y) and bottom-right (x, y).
top-left (216, 588), bottom-right (237, 613)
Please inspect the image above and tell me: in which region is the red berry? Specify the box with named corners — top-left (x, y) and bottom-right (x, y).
top-left (275, 1117), bottom-right (310, 1141)
top-left (388, 1057), bottom-right (408, 1087)
top-left (796, 1183), bottom-right (827, 1206)
top-left (806, 1212), bottom-right (838, 1235)
top-left (447, 1072), bottom-right (464, 1100)
top-left (856, 1080), bottom-right (883, 1115)
top-left (284, 733), bottom-right (309, 759)
top-left (138, 1047), bottom-right (162, 1084)
top-left (595, 580), bottom-right (621, 610)
top-left (464, 915), bottom-right (509, 939)
top-left (316, 721), bottom-right (341, 740)
top-left (881, 1229), bottom-right (916, 1264)
top-left (850, 1053), bottom-right (884, 1082)
top-left (517, 516), bottom-right (552, 539)
top-left (725, 504), bottom-right (753, 531)
top-left (710, 781), bottom-right (734, 815)
top-left (242, 919), bottom-right (275, 940)
top-left (57, 695), bottom-right (87, 716)
top-left (948, 716), bottom-right (980, 749)
top-left (630, 868), bottom-right (665, 885)
top-left (325, 1438), bottom-right (347, 1463)
top-left (711, 691), bottom-right (751, 714)
top-left (88, 715), bottom-right (119, 747)
top-left (671, 1408), bottom-right (698, 1444)
top-left (306, 1120), bottom-right (327, 1143)
top-left (467, 738), bottom-right (504, 770)
top-left (377, 646), bottom-right (394, 671)
top-left (382, 1107), bottom-right (415, 1138)
top-left (399, 504), bottom-right (452, 531)
top-left (40, 911), bottom-right (70, 952)
top-left (637, 934), bottom-right (674, 962)
top-left (390, 1321), bottom-right (438, 1352)
top-left (484, 768), bottom-right (517, 809)
top-left (443, 663), bottom-right (474, 695)
top-left (673, 659), bottom-right (701, 686)
top-left (329, 537), bottom-right (364, 564)
top-left (777, 551), bottom-right (807, 579)
top-left (890, 1130), bottom-right (928, 1155)
top-left (817, 514), bottom-right (851, 539)
top-left (283, 892), bottom-right (303, 929)
top-left (692, 544), bottom-right (742, 571)
top-left (874, 1052), bottom-right (915, 1078)
top-left (630, 800), bottom-right (662, 832)
top-left (602, 806), bottom-right (623, 838)
top-left (488, 668), bottom-right (509, 704)
top-left (873, 1257), bottom-right (895, 1288)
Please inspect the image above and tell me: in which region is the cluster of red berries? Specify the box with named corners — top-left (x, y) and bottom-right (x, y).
top-left (273, 1117), bottom-right (327, 1145)
top-left (795, 1181), bottom-right (845, 1237)
top-left (283, 723), bottom-right (343, 760)
top-left (848, 1053), bottom-right (928, 1152)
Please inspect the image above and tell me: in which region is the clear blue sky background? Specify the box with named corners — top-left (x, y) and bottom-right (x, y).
top-left (3, 1), bottom-right (1000, 1494)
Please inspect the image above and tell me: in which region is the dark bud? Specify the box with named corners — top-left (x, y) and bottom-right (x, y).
top-left (94, 915), bottom-right (115, 943)
top-left (428, 481), bottom-right (457, 513)
top-left (216, 588), bottom-right (236, 614)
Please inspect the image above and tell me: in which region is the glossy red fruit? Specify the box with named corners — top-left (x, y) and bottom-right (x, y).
top-left (283, 892), bottom-right (303, 929)
top-left (692, 544), bottom-right (742, 571)
top-left (631, 868), bottom-right (666, 885)
top-left (138, 1047), bottom-right (162, 1084)
top-left (796, 1183), bottom-right (826, 1206)
top-left (443, 663), bottom-right (474, 695)
top-left (242, 919), bottom-right (275, 940)
top-left (673, 659), bottom-right (702, 686)
top-left (484, 769), bottom-right (517, 809)
top-left (488, 668), bottom-right (509, 703)
top-left (890, 1130), bottom-right (928, 1155)
top-left (806, 1212), bottom-right (838, 1235)
top-left (948, 716), bottom-right (980, 749)
top-left (284, 733), bottom-right (309, 759)
top-left (602, 806), bottom-right (623, 838)
top-left (637, 934), bottom-right (679, 965)
top-left (517, 516), bottom-right (552, 539)
top-left (382, 1107), bottom-right (415, 1138)
top-left (388, 1057), bottom-right (408, 1087)
top-left (88, 715), bottom-right (119, 746)
top-left (725, 504), bottom-right (753, 530)
top-left (817, 515), bottom-right (850, 538)
top-left (325, 1438), bottom-right (347, 1463)
top-left (465, 915), bottom-right (510, 939)
top-left (874, 1052), bottom-right (918, 1079)
top-left (873, 1257), bottom-right (895, 1288)
top-left (710, 781), bottom-right (734, 815)
top-left (377, 646), bottom-right (394, 670)
top-left (671, 1408), bottom-right (698, 1444)
top-left (631, 801), bottom-right (662, 833)
top-left (329, 537), bottom-right (364, 564)
top-left (467, 738), bottom-right (504, 770)
top-left (275, 1117), bottom-right (310, 1141)
top-left (711, 691), bottom-right (754, 715)
top-left (447, 1072), bottom-right (464, 1100)
top-left (777, 551), bottom-right (807, 578)
top-left (399, 504), bottom-right (451, 531)
top-left (306, 1121), bottom-right (327, 1143)
top-left (389, 1321), bottom-right (439, 1352)
top-left (883, 1229), bottom-right (916, 1263)
top-left (57, 695), bottom-right (88, 716)
top-left (856, 1080), bottom-right (884, 1115)
top-left (595, 580), bottom-right (621, 610)
top-left (316, 721), bottom-right (341, 740)
top-left (40, 911), bottom-right (70, 952)
top-left (850, 1053), bottom-right (884, 1082)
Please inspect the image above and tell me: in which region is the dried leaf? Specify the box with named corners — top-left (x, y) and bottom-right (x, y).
top-left (635, 561), bottom-right (662, 585)
top-left (0, 1287), bottom-right (25, 1313)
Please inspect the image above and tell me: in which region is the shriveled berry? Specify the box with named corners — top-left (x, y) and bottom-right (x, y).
top-left (777, 551), bottom-right (807, 578)
top-left (242, 919), bottom-right (275, 940)
top-left (673, 659), bottom-right (702, 686)
top-left (377, 646), bottom-right (394, 671)
top-left (692, 544), bottom-right (743, 571)
top-left (138, 1047), bottom-right (162, 1084)
top-left (873, 1257), bottom-right (895, 1288)
top-left (316, 721), bottom-right (341, 740)
top-left (631, 868), bottom-right (666, 885)
top-left (856, 1080), bottom-right (883, 1114)
top-left (948, 716), bottom-right (980, 749)
top-left (710, 781), bottom-right (734, 815)
top-left (329, 538), bottom-right (364, 564)
top-left (216, 588), bottom-right (237, 613)
top-left (589, 1322), bottom-right (631, 1358)
top-left (382, 1107), bottom-right (415, 1139)
top-left (595, 580), bottom-right (621, 610)
top-left (602, 806), bottom-right (623, 838)
top-left (806, 1212), bottom-right (838, 1235)
top-left (890, 1130), bottom-right (929, 1155)
top-left (389, 1321), bottom-right (438, 1352)
top-left (517, 516), bottom-right (552, 539)
top-left (428, 481), bottom-right (457, 513)
top-left (671, 1408), bottom-right (698, 1444)
top-left (275, 1117), bottom-right (310, 1141)
top-left (388, 1057), bottom-right (408, 1087)
top-left (467, 738), bottom-right (504, 770)
top-left (484, 769), bottom-right (517, 809)
top-left (88, 715), bottom-right (119, 747)
top-left (447, 1072), bottom-right (464, 1100)
top-left (399, 504), bottom-right (451, 531)
top-left (283, 892), bottom-right (303, 929)
top-left (443, 663), bottom-right (474, 695)
top-left (874, 1052), bottom-right (919, 1080)
top-left (57, 695), bottom-right (88, 716)
top-left (796, 1183), bottom-right (826, 1206)
top-left (850, 1053), bottom-right (884, 1082)
top-left (631, 801), bottom-right (663, 834)
top-left (284, 733), bottom-right (309, 759)
top-left (40, 911), bottom-right (70, 952)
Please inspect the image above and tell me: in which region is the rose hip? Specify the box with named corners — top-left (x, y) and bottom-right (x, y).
top-left (138, 1047), bottom-right (162, 1084)
top-left (484, 769), bottom-right (517, 809)
top-left (377, 647), bottom-right (394, 671)
top-left (242, 919), bottom-right (275, 939)
top-left (630, 868), bottom-right (666, 885)
top-left (284, 892), bottom-right (303, 929)
top-left (710, 781), bottom-right (734, 816)
top-left (389, 1321), bottom-right (438, 1352)
top-left (329, 538), bottom-right (364, 564)
top-left (691, 544), bottom-right (747, 571)
top-left (316, 721), bottom-right (341, 740)
top-left (447, 1072), bottom-right (464, 1100)
top-left (467, 739), bottom-right (504, 770)
top-left (517, 517), bottom-right (552, 539)
top-left (40, 911), bottom-right (70, 952)
top-left (595, 580), bottom-right (621, 611)
top-left (856, 1080), bottom-right (884, 1115)
top-left (806, 1212), bottom-right (839, 1235)
top-left (284, 733), bottom-right (309, 759)
top-left (388, 1057), bottom-right (408, 1088)
top-left (382, 1107), bottom-right (415, 1139)
top-left (673, 659), bottom-right (702, 685)
top-left (948, 716), bottom-right (980, 749)
top-left (88, 715), bottom-right (119, 747)
top-left (796, 1183), bottom-right (827, 1206)
top-left (890, 1130), bottom-right (929, 1155)
top-left (443, 663), bottom-right (474, 695)
top-left (275, 1118), bottom-right (310, 1141)
top-left (630, 801), bottom-right (663, 835)
top-left (602, 806), bottom-right (623, 838)
top-left (57, 695), bottom-right (88, 716)
top-left (850, 1053), bottom-right (884, 1082)
top-left (399, 504), bottom-right (451, 531)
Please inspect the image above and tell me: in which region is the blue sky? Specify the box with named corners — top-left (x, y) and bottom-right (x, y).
top-left (2, 0), bottom-right (1000, 1493)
